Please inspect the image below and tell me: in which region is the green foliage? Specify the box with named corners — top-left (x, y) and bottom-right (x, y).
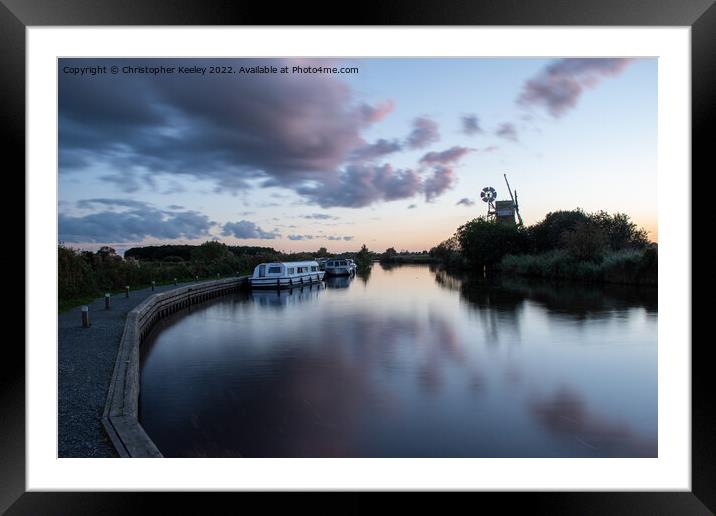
top-left (315, 247), bottom-right (331, 258)
top-left (58, 245), bottom-right (97, 299)
top-left (456, 217), bottom-right (531, 269)
top-left (382, 247), bottom-right (398, 261)
top-left (191, 241), bottom-right (233, 263)
top-left (430, 236), bottom-right (463, 267)
top-left (588, 210), bottom-right (650, 250)
top-left (58, 241), bottom-right (281, 310)
top-left (354, 244), bottom-right (373, 270)
top-left (58, 240), bottom-right (375, 310)
top-left (161, 255), bottom-right (185, 263)
top-left (124, 244), bottom-right (194, 261)
top-left (560, 220), bottom-right (607, 262)
top-left (500, 247), bottom-right (657, 285)
top-left (528, 209), bottom-right (590, 253)
top-left (431, 207), bottom-right (654, 284)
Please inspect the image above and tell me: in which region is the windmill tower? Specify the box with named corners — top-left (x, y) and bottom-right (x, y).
top-left (480, 174), bottom-right (523, 226)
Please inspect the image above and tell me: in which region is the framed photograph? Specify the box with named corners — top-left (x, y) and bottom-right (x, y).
top-left (8, 0), bottom-right (712, 513)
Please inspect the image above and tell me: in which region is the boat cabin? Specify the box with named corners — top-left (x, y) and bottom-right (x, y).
top-left (249, 260), bottom-right (325, 288)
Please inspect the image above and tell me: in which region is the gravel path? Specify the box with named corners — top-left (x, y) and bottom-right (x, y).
top-left (58, 282), bottom-right (195, 457)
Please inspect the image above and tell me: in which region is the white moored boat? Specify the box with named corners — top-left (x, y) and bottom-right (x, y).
top-left (249, 260), bottom-right (325, 289)
top-left (347, 259), bottom-right (358, 274)
top-left (324, 258), bottom-right (354, 276)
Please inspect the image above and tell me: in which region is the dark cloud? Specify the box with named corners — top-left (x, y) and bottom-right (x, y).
top-left (285, 234), bottom-right (353, 241)
top-left (222, 220), bottom-right (280, 240)
top-left (59, 59), bottom-right (472, 209)
top-left (461, 114), bottom-right (483, 135)
top-left (406, 116), bottom-right (440, 149)
top-left (350, 138), bottom-right (403, 161)
top-left (456, 198), bottom-right (475, 207)
top-left (495, 123), bottom-right (519, 142)
top-left (59, 199), bottom-right (214, 243)
top-left (298, 163), bottom-right (423, 208)
top-left (423, 166), bottom-right (455, 202)
top-left (517, 58), bottom-right (634, 117)
top-left (419, 146), bottom-right (473, 166)
top-left (59, 58), bottom-right (395, 196)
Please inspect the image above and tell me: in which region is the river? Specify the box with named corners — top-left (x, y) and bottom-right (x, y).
top-left (139, 263), bottom-right (657, 457)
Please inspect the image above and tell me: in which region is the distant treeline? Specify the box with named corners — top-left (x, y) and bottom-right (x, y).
top-left (58, 242), bottom-right (370, 311)
top-left (428, 209), bottom-right (656, 285)
top-left (379, 248), bottom-right (436, 265)
top-left (124, 244), bottom-right (277, 262)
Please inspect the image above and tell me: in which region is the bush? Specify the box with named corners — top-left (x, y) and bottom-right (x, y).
top-left (500, 247), bottom-right (657, 285)
top-left (589, 211), bottom-right (650, 250)
top-left (58, 246), bottom-right (97, 300)
top-left (354, 244), bottom-right (373, 270)
top-left (456, 217), bottom-right (531, 269)
top-left (528, 209), bottom-right (590, 253)
top-left (161, 255), bottom-right (185, 263)
top-left (560, 220), bottom-right (607, 262)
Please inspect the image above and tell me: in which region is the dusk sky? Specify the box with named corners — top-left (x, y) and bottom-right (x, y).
top-left (58, 57), bottom-right (657, 254)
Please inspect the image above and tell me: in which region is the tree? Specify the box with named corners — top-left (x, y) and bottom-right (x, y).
top-left (191, 241), bottom-right (233, 263)
top-left (529, 209), bottom-right (590, 253)
top-left (382, 247), bottom-right (397, 262)
top-left (315, 246), bottom-right (330, 258)
top-left (456, 217), bottom-right (530, 269)
top-left (560, 220), bottom-right (608, 261)
top-left (354, 244), bottom-right (372, 270)
top-left (96, 246), bottom-right (117, 258)
top-left (588, 211), bottom-right (650, 250)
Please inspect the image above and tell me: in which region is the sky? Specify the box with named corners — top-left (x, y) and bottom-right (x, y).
top-left (58, 57), bottom-right (657, 255)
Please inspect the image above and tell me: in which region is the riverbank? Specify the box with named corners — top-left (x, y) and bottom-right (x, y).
top-left (499, 248), bottom-right (657, 286)
top-left (58, 280), bottom-right (195, 457)
top-left (380, 254), bottom-right (438, 265)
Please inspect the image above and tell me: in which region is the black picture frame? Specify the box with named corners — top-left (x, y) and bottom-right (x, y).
top-left (6, 0), bottom-right (712, 513)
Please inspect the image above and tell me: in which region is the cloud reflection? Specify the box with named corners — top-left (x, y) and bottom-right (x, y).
top-left (529, 387), bottom-right (657, 457)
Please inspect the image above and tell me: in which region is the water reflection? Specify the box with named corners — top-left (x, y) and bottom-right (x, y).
top-left (356, 266), bottom-right (372, 286)
top-left (435, 268), bottom-right (657, 319)
top-left (324, 275), bottom-right (354, 289)
top-left (140, 263), bottom-right (657, 458)
top-left (434, 270), bottom-right (524, 343)
top-left (529, 387), bottom-right (657, 457)
top-left (250, 283), bottom-right (323, 308)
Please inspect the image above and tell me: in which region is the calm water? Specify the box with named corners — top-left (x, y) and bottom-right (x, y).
top-left (140, 264), bottom-right (657, 457)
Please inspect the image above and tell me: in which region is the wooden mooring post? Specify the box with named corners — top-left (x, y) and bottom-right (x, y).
top-left (125, 285), bottom-right (130, 298)
top-left (151, 280), bottom-right (155, 291)
top-left (81, 305), bottom-right (90, 328)
top-left (105, 293), bottom-right (111, 310)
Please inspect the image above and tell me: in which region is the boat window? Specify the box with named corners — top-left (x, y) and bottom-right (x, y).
top-left (339, 261), bottom-right (346, 266)
top-left (267, 266), bottom-right (282, 274)
top-left (287, 268), bottom-right (295, 274)
top-left (311, 266), bottom-right (318, 272)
